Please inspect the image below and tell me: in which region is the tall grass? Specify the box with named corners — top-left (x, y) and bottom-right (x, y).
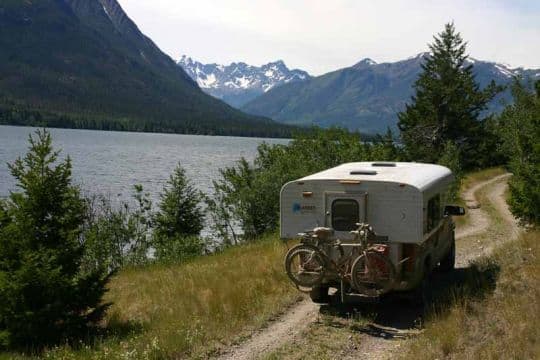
top-left (400, 230), bottom-right (540, 360)
top-left (1, 235), bottom-right (299, 359)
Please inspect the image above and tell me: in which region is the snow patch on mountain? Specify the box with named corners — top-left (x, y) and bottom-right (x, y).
top-left (179, 56), bottom-right (309, 91)
top-left (494, 63), bottom-right (515, 78)
top-left (101, 4), bottom-right (111, 19)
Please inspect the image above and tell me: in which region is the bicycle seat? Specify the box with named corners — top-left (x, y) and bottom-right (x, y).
top-left (313, 227), bottom-right (334, 241)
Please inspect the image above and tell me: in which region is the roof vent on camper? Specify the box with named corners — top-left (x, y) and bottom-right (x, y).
top-left (371, 162), bottom-right (396, 167)
top-left (350, 170), bottom-right (377, 175)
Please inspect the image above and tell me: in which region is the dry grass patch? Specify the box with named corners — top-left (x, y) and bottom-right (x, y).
top-left (400, 230), bottom-right (540, 360)
top-left (1, 235), bottom-right (299, 359)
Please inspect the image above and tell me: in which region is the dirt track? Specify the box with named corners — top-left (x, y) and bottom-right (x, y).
top-left (217, 300), bottom-right (319, 360)
top-left (215, 174), bottom-right (517, 360)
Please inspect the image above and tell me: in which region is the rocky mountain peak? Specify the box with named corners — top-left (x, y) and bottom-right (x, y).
top-left (178, 56), bottom-right (311, 107)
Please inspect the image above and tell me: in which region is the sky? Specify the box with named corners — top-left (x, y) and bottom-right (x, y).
top-left (117, 0), bottom-right (540, 75)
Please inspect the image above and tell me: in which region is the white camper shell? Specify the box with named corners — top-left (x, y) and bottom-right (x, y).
top-left (281, 162), bottom-right (461, 300)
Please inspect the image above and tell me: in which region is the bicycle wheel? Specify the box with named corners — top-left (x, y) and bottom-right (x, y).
top-left (285, 244), bottom-right (327, 288)
top-left (351, 251), bottom-right (395, 296)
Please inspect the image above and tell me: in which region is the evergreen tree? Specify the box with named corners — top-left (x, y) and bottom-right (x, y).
top-left (0, 130), bottom-right (109, 348)
top-left (153, 164), bottom-right (205, 260)
top-left (398, 22), bottom-right (500, 168)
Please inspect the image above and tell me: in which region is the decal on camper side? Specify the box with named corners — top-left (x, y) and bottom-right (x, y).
top-left (292, 203), bottom-right (316, 214)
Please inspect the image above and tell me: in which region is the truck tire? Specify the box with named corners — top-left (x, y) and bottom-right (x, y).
top-left (309, 286), bottom-right (330, 304)
top-left (412, 274), bottom-right (431, 307)
top-left (439, 239), bottom-right (455, 272)
top-left (411, 259), bottom-right (432, 307)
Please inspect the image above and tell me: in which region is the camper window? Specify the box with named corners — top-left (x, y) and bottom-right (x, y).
top-left (331, 199), bottom-right (359, 231)
top-left (426, 194), bottom-right (441, 232)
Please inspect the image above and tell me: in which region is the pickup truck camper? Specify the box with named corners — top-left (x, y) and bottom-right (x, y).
top-left (281, 162), bottom-right (465, 303)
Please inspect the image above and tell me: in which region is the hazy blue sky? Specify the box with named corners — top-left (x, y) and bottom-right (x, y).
top-left (118, 0), bottom-right (539, 75)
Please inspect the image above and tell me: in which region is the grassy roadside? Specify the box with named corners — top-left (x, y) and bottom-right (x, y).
top-left (400, 229), bottom-right (539, 359)
top-left (0, 235), bottom-right (299, 359)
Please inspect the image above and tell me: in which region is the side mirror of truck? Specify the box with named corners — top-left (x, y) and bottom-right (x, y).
top-left (444, 205), bottom-right (465, 216)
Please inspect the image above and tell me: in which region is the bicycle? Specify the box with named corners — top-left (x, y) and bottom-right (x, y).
top-left (284, 223), bottom-right (396, 297)
top-left (349, 223), bottom-right (396, 296)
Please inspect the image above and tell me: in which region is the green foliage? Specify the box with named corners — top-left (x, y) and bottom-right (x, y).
top-left (153, 164), bottom-right (206, 261)
top-left (83, 165), bottom-right (208, 268)
top-left (398, 23), bottom-right (501, 169)
top-left (153, 236), bottom-right (206, 264)
top-left (0, 130), bottom-right (109, 348)
top-left (474, 115), bottom-right (509, 168)
top-left (209, 128), bottom-right (401, 239)
top-left (82, 186), bottom-right (154, 271)
top-left (206, 189), bottom-right (239, 246)
top-left (438, 141), bottom-right (462, 201)
top-left (498, 80), bottom-right (540, 225)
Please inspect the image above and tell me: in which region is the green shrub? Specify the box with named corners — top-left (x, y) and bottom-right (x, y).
top-left (0, 130), bottom-right (109, 348)
top-left (153, 235), bottom-right (206, 264)
top-left (82, 185), bottom-right (153, 272)
top-left (498, 79), bottom-right (540, 225)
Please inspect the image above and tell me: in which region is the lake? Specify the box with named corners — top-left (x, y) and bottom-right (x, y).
top-left (0, 126), bottom-right (289, 203)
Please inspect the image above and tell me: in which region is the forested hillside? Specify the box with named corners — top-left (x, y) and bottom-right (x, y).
top-left (242, 54), bottom-right (539, 134)
top-left (0, 0), bottom-right (293, 137)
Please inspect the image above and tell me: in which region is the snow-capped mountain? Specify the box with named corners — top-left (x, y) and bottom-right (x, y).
top-left (464, 57), bottom-right (539, 80)
top-left (178, 56), bottom-right (311, 107)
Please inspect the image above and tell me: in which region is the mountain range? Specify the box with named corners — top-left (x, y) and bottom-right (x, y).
top-left (178, 56), bottom-right (310, 107)
top-left (242, 54), bottom-right (539, 134)
top-left (0, 0), bottom-right (291, 137)
top-left (1, 0), bottom-right (538, 137)
top-left (180, 54), bottom-right (539, 134)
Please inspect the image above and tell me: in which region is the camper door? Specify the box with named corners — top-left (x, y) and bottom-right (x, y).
top-left (325, 192), bottom-right (367, 240)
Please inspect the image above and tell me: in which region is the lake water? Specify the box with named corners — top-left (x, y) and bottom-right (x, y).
top-left (0, 126), bottom-right (289, 203)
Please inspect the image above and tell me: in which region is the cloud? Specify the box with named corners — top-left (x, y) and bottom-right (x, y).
top-left (118, 0), bottom-right (540, 75)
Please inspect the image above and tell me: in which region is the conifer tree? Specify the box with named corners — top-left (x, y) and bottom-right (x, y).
top-left (398, 23), bottom-right (500, 168)
top-left (154, 164), bottom-right (204, 238)
top-left (0, 130), bottom-right (109, 348)
top-left (153, 164), bottom-right (205, 260)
